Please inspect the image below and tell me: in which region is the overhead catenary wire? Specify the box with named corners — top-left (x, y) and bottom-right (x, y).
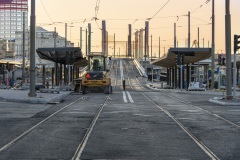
top-left (40, 0), bottom-right (54, 23)
top-left (148, 0), bottom-right (171, 21)
top-left (37, 0), bottom-right (212, 28)
top-left (191, 0), bottom-right (211, 14)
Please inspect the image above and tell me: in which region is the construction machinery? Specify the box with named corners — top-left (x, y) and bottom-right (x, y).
top-left (73, 52), bottom-right (112, 94)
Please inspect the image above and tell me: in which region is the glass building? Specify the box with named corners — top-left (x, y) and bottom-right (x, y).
top-left (0, 0), bottom-right (28, 41)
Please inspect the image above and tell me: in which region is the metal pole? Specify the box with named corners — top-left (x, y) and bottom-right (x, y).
top-left (85, 28), bottom-right (88, 56)
top-left (211, 0), bottom-right (215, 89)
top-left (128, 24), bottom-right (132, 57)
top-left (80, 27), bottom-right (82, 50)
top-left (144, 27), bottom-right (147, 68)
top-left (28, 0), bottom-right (36, 97)
top-left (54, 27), bottom-right (58, 86)
top-left (174, 23), bottom-right (176, 48)
top-left (102, 20), bottom-right (106, 54)
top-left (218, 66), bottom-right (221, 90)
top-left (151, 34), bottom-right (152, 60)
top-left (152, 67), bottom-right (153, 85)
top-left (22, 12), bottom-right (25, 84)
top-left (126, 41), bottom-right (127, 58)
top-left (159, 36), bottom-right (160, 58)
top-left (65, 23), bottom-right (67, 47)
top-left (145, 21), bottom-right (149, 58)
top-left (88, 23), bottom-right (91, 54)
top-left (180, 65), bottom-right (183, 91)
top-left (233, 47), bottom-right (236, 99)
top-left (132, 42), bottom-right (134, 59)
top-left (188, 11), bottom-right (190, 48)
top-left (114, 33), bottom-right (115, 58)
top-left (225, 0), bottom-right (232, 99)
top-left (198, 27), bottom-right (200, 48)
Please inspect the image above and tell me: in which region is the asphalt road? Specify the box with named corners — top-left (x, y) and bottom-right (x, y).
top-left (0, 59), bottom-right (239, 160)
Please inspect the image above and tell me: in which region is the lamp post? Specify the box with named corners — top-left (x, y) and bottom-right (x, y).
top-left (28, 0), bottom-right (36, 97)
top-left (211, 0), bottom-right (215, 89)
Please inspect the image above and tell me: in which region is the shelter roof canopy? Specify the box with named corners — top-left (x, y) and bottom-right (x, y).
top-left (36, 47), bottom-right (86, 65)
top-left (151, 48), bottom-right (212, 68)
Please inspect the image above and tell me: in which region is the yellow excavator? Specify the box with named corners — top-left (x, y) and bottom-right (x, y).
top-left (74, 52), bottom-right (112, 94)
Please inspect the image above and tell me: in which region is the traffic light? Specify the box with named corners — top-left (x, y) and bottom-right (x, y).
top-left (218, 54), bottom-right (222, 65)
top-left (222, 57), bottom-right (225, 66)
top-left (234, 34), bottom-right (240, 53)
top-left (175, 54), bottom-right (180, 65)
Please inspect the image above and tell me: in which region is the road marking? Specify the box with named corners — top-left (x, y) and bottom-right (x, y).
top-left (126, 91), bottom-right (134, 103)
top-left (228, 110), bottom-right (240, 112)
top-left (122, 91), bottom-right (134, 103)
top-left (122, 91), bottom-right (128, 103)
top-left (134, 114), bottom-right (154, 117)
top-left (177, 118), bottom-right (196, 120)
top-left (62, 112), bottom-right (89, 114)
top-left (104, 111), bottom-right (130, 114)
top-left (180, 110), bottom-right (201, 113)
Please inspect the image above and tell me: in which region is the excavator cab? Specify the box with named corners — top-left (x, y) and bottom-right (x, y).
top-left (89, 55), bottom-right (105, 71)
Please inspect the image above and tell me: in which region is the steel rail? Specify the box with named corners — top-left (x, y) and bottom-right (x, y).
top-left (158, 91), bottom-right (240, 129)
top-left (72, 94), bottom-right (110, 160)
top-left (131, 60), bottom-right (240, 129)
top-left (0, 95), bottom-right (87, 153)
top-left (129, 60), bottom-right (220, 160)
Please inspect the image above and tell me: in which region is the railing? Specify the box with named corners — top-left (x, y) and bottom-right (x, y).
top-left (133, 59), bottom-right (147, 77)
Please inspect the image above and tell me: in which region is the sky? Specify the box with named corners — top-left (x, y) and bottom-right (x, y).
top-left (31, 0), bottom-right (240, 56)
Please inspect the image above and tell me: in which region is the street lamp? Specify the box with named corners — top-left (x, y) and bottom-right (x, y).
top-left (28, 0), bottom-right (36, 97)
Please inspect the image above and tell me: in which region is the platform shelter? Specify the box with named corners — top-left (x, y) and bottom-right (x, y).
top-left (36, 47), bottom-right (87, 86)
top-left (151, 48), bottom-right (212, 89)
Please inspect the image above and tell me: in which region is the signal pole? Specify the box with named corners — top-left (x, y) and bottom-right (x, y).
top-left (233, 34), bottom-right (240, 99)
top-left (211, 0), bottom-right (215, 89)
top-left (225, 0), bottom-right (232, 99)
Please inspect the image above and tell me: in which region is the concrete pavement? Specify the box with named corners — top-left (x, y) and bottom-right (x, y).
top-left (1, 80), bottom-right (239, 105)
top-left (0, 87), bottom-right (71, 104)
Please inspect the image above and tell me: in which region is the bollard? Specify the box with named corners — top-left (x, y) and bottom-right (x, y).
top-left (46, 81), bottom-right (49, 89)
top-left (161, 81), bottom-right (163, 89)
top-left (123, 79), bottom-right (125, 90)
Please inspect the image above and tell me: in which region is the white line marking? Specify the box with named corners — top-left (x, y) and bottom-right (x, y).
top-left (104, 111), bottom-right (130, 114)
top-left (122, 91), bottom-right (128, 103)
top-left (134, 114), bottom-right (154, 117)
top-left (126, 91), bottom-right (134, 103)
top-left (228, 110), bottom-right (240, 112)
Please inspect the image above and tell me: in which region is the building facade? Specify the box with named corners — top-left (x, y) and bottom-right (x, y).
top-left (0, 0), bottom-right (28, 40)
top-left (0, 0), bottom-right (28, 58)
top-left (15, 26), bottom-right (74, 65)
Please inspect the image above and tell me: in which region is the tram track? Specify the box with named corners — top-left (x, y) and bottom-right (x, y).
top-left (1, 59), bottom-right (237, 159)
top-left (71, 94), bottom-right (110, 160)
top-left (126, 60), bottom-right (220, 160)
top-left (0, 94), bottom-right (87, 153)
top-left (129, 60), bottom-right (240, 129)
top-left (72, 59), bottom-right (116, 159)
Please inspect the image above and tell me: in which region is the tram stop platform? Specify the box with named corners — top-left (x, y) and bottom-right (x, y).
top-left (146, 81), bottom-right (240, 106)
top-left (0, 84), bottom-right (72, 104)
